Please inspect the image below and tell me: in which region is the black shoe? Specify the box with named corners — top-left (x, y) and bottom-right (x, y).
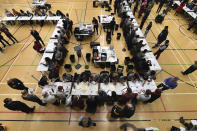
top-left (152, 46), bottom-right (156, 48)
top-left (31, 106), bottom-right (36, 112)
top-left (181, 71), bottom-right (185, 75)
top-left (3, 45), bottom-right (6, 48)
top-left (180, 117), bottom-right (185, 124)
top-left (41, 103), bottom-right (47, 106)
top-left (8, 44), bottom-right (11, 46)
top-left (13, 42), bottom-right (15, 44)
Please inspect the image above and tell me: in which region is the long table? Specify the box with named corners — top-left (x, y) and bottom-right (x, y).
top-left (36, 19), bottom-right (63, 72)
top-left (41, 80), bottom-right (158, 96)
top-left (42, 82), bottom-right (72, 95)
top-left (2, 16), bottom-right (61, 21)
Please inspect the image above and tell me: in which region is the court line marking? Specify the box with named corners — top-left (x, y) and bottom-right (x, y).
top-left (0, 37), bottom-right (32, 83)
top-left (167, 11), bottom-right (197, 81)
top-left (150, 12), bottom-right (196, 89)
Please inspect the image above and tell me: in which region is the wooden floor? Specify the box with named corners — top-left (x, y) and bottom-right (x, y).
top-left (0, 0), bottom-right (197, 130)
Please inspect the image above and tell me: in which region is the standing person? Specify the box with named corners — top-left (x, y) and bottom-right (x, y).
top-left (7, 78), bottom-right (28, 90)
top-left (174, 0), bottom-right (188, 15)
top-left (109, 0), bottom-right (112, 4)
top-left (144, 89), bottom-right (162, 103)
top-left (114, 0), bottom-right (118, 14)
top-left (110, 18), bottom-right (116, 35)
top-left (187, 17), bottom-right (197, 31)
top-left (3, 98), bottom-right (35, 113)
top-left (21, 89), bottom-right (47, 106)
top-left (156, 0), bottom-right (165, 13)
top-left (33, 41), bottom-right (45, 54)
top-left (154, 40), bottom-right (169, 59)
top-left (133, 0), bottom-right (139, 16)
top-left (144, 21), bottom-right (152, 38)
top-left (157, 77), bottom-right (179, 91)
top-left (92, 17), bottom-right (99, 35)
top-left (30, 29), bottom-right (45, 46)
top-left (181, 61), bottom-right (197, 75)
top-left (165, 0), bottom-right (173, 14)
top-left (138, 0), bottom-right (147, 18)
top-left (0, 32), bottom-right (11, 47)
top-left (139, 9), bottom-right (151, 29)
top-left (152, 26), bottom-right (168, 48)
top-left (0, 26), bottom-right (18, 44)
top-left (78, 116), bottom-right (96, 128)
top-left (68, 19), bottom-right (73, 34)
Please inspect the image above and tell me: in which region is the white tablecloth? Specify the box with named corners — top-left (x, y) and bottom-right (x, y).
top-left (72, 82), bottom-right (99, 95)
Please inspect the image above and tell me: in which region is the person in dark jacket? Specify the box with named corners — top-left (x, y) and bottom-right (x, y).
top-left (110, 18), bottom-right (116, 35)
top-left (144, 89), bottom-right (162, 103)
top-left (0, 32), bottom-right (10, 47)
top-left (92, 17), bottom-right (99, 35)
top-left (0, 26), bottom-right (18, 44)
top-left (154, 40), bottom-right (169, 59)
top-left (133, 0), bottom-right (139, 16)
top-left (120, 103), bottom-right (135, 118)
top-left (139, 9), bottom-right (151, 29)
top-left (114, 0), bottom-right (118, 14)
top-left (33, 41), bottom-right (45, 54)
top-left (38, 75), bottom-right (48, 87)
top-left (21, 89), bottom-right (47, 106)
top-left (156, 0), bottom-right (165, 13)
top-left (30, 29), bottom-right (45, 46)
top-left (7, 78), bottom-right (28, 90)
top-left (152, 26), bottom-right (168, 48)
top-left (144, 21), bottom-right (152, 38)
top-left (86, 96), bottom-right (97, 113)
top-left (4, 98), bottom-right (35, 113)
top-left (78, 116), bottom-right (96, 127)
top-left (181, 61), bottom-right (197, 75)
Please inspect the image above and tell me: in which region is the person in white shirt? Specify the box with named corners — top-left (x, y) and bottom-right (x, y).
top-left (137, 89), bottom-right (151, 102)
top-left (154, 40), bottom-right (169, 59)
top-left (41, 91), bottom-right (59, 106)
top-left (56, 86), bottom-right (67, 99)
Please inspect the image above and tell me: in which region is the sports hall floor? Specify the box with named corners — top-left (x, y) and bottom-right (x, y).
top-left (0, 0), bottom-right (197, 130)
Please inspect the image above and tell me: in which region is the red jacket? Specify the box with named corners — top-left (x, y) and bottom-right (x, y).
top-left (33, 42), bottom-right (42, 52)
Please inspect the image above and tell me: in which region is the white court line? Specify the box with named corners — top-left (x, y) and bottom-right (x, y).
top-left (149, 12), bottom-right (196, 89)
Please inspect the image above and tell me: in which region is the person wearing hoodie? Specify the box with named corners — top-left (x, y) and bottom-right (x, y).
top-left (152, 26), bottom-right (168, 48)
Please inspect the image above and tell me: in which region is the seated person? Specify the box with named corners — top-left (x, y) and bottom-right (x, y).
top-left (136, 89), bottom-right (152, 102)
top-left (12, 9), bottom-right (20, 16)
top-left (26, 10), bottom-right (33, 17)
top-left (86, 96), bottom-right (97, 114)
top-left (19, 10), bottom-right (27, 16)
top-left (56, 10), bottom-right (65, 18)
top-left (54, 47), bottom-right (64, 65)
top-left (119, 88), bottom-right (137, 105)
top-left (95, 90), bottom-right (107, 106)
top-left (38, 75), bottom-right (48, 87)
top-left (119, 75), bottom-right (126, 86)
top-left (89, 73), bottom-right (100, 84)
top-left (56, 86), bottom-right (67, 103)
top-left (127, 71), bottom-right (139, 82)
top-left (110, 72), bottom-right (119, 85)
top-left (100, 71), bottom-right (109, 84)
top-left (111, 105), bottom-right (122, 118)
top-left (42, 57), bottom-right (59, 72)
top-left (5, 9), bottom-right (14, 17)
top-left (41, 91), bottom-right (59, 105)
top-left (33, 41), bottom-right (45, 54)
top-left (48, 69), bottom-right (60, 82)
top-left (80, 70), bottom-right (91, 83)
top-left (62, 73), bottom-right (73, 82)
top-left (71, 95), bottom-right (85, 110)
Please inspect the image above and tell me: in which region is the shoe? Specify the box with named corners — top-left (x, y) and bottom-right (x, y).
top-left (152, 46), bottom-right (156, 48)
top-left (3, 45), bottom-right (6, 48)
top-left (180, 117), bottom-right (185, 124)
top-left (41, 103), bottom-right (47, 106)
top-left (13, 42), bottom-right (15, 44)
top-left (8, 44), bottom-right (11, 46)
top-left (181, 71), bottom-right (185, 75)
top-left (31, 106), bottom-right (36, 112)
